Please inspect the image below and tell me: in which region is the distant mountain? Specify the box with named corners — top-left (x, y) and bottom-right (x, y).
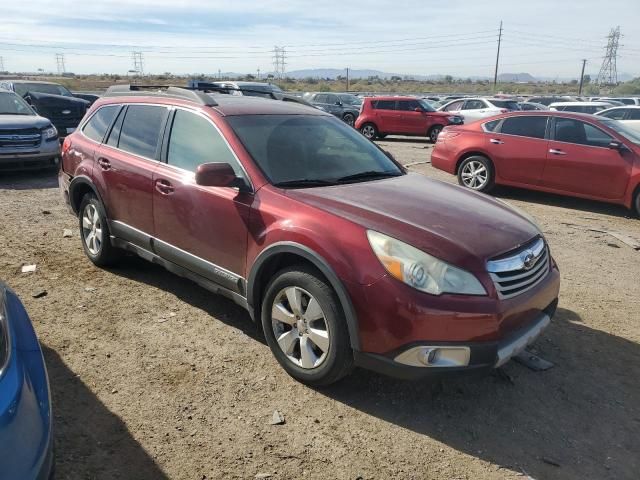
top-left (285, 68), bottom-right (402, 80)
top-left (497, 72), bottom-right (537, 82)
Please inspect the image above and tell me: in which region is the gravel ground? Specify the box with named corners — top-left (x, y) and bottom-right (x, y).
top-left (1, 138), bottom-right (639, 480)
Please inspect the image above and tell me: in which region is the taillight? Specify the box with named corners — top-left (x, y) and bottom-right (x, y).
top-left (61, 136), bottom-right (71, 155)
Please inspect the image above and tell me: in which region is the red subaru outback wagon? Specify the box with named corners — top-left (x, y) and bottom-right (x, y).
top-left (355, 96), bottom-right (463, 142)
top-left (59, 86), bottom-right (559, 386)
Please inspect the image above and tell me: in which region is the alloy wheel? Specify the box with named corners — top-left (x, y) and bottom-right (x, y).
top-left (82, 203), bottom-right (103, 255)
top-left (271, 286), bottom-right (330, 369)
top-left (362, 125), bottom-right (376, 139)
top-left (461, 161), bottom-right (488, 190)
top-left (430, 126), bottom-right (442, 143)
top-left (344, 114), bottom-right (355, 127)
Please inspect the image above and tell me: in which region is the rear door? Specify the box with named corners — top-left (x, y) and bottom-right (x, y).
top-left (542, 117), bottom-right (632, 199)
top-left (461, 99), bottom-right (491, 121)
top-left (372, 100), bottom-right (398, 133)
top-left (488, 115), bottom-right (550, 185)
top-left (395, 99), bottom-right (426, 134)
top-left (94, 104), bottom-right (169, 244)
top-left (152, 108), bottom-right (252, 285)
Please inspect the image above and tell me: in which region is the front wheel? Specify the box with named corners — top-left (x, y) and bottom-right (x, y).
top-left (360, 123), bottom-right (378, 140)
top-left (428, 125), bottom-right (443, 143)
top-left (634, 189), bottom-right (640, 218)
top-left (261, 266), bottom-right (353, 386)
top-left (457, 156), bottom-right (495, 193)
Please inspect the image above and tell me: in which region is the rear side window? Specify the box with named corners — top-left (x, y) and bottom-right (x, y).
top-left (490, 100), bottom-right (520, 110)
top-left (628, 110), bottom-right (640, 120)
top-left (464, 100), bottom-right (486, 110)
top-left (117, 105), bottom-right (168, 159)
top-left (167, 110), bottom-right (242, 175)
top-left (82, 105), bottom-right (119, 143)
top-left (554, 118), bottom-right (613, 147)
top-left (444, 100), bottom-right (464, 111)
top-left (500, 116), bottom-right (548, 139)
top-left (314, 94), bottom-right (327, 103)
top-left (374, 100), bottom-right (396, 110)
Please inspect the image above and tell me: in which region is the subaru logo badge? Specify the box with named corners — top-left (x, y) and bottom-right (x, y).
top-left (521, 250), bottom-right (535, 270)
top-left (12, 135), bottom-right (19, 141)
top-left (61, 109), bottom-right (71, 115)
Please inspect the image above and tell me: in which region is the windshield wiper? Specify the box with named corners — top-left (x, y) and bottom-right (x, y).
top-left (273, 179), bottom-right (337, 188)
top-left (336, 170), bottom-right (402, 183)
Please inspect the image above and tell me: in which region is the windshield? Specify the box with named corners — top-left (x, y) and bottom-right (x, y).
top-left (0, 92), bottom-right (35, 115)
top-left (339, 94), bottom-right (362, 106)
top-left (13, 83), bottom-right (73, 97)
top-left (417, 99), bottom-right (436, 112)
top-left (227, 115), bottom-right (403, 186)
top-left (599, 118), bottom-right (640, 145)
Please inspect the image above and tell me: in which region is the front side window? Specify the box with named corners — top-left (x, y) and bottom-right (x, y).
top-left (554, 118), bottom-right (613, 147)
top-left (326, 94), bottom-right (340, 105)
top-left (117, 105), bottom-right (168, 159)
top-left (0, 92), bottom-right (34, 115)
top-left (600, 108), bottom-right (627, 120)
top-left (500, 116), bottom-right (548, 139)
top-left (227, 115), bottom-right (403, 186)
top-left (396, 100), bottom-right (420, 111)
top-left (167, 110), bottom-right (242, 176)
top-left (82, 105), bottom-right (119, 143)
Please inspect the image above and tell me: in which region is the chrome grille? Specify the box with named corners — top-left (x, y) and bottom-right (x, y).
top-left (487, 238), bottom-right (550, 299)
top-left (0, 128), bottom-right (41, 149)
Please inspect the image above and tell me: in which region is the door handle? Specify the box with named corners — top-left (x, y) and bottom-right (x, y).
top-left (490, 138), bottom-right (504, 144)
top-left (549, 149), bottom-right (567, 155)
top-left (97, 157), bottom-right (111, 170)
top-left (155, 179), bottom-right (175, 195)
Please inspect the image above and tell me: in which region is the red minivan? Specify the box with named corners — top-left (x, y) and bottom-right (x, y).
top-left (355, 96), bottom-right (463, 142)
top-left (59, 86), bottom-right (559, 386)
top-left (431, 111), bottom-right (640, 215)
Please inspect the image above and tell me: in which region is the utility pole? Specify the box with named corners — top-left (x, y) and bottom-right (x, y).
top-left (257, 68), bottom-right (260, 80)
top-left (55, 53), bottom-right (66, 75)
top-left (346, 67), bottom-right (350, 92)
top-left (578, 59), bottom-right (587, 96)
top-left (493, 21), bottom-right (503, 91)
top-left (0, 56), bottom-right (4, 72)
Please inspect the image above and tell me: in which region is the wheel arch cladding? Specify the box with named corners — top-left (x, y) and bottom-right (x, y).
top-left (247, 242), bottom-right (361, 350)
top-left (69, 177), bottom-right (106, 216)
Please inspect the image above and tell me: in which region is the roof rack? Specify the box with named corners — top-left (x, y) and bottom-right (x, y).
top-left (103, 84), bottom-right (218, 106)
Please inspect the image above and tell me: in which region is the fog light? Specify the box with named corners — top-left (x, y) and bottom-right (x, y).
top-left (394, 346), bottom-right (471, 368)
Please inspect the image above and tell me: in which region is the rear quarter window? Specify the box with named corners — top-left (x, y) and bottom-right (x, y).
top-left (82, 105), bottom-right (120, 143)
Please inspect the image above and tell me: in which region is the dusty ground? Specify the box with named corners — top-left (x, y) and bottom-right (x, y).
top-left (1, 138), bottom-right (639, 480)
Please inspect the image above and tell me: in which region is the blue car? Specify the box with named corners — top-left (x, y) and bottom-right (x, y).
top-left (0, 284), bottom-right (53, 480)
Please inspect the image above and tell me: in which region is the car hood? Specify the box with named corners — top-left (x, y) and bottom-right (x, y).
top-left (0, 114), bottom-right (51, 129)
top-left (26, 91), bottom-right (89, 117)
top-left (285, 173), bottom-right (541, 271)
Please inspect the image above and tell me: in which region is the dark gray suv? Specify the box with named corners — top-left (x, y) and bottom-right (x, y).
top-left (0, 89), bottom-right (60, 171)
top-left (305, 93), bottom-right (362, 126)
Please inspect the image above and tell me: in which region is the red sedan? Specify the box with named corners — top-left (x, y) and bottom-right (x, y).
top-left (432, 111), bottom-right (640, 215)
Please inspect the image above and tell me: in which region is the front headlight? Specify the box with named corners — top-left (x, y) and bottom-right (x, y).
top-left (43, 125), bottom-right (58, 140)
top-left (367, 231), bottom-right (487, 296)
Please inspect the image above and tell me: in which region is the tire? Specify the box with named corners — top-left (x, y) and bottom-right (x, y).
top-left (360, 123), bottom-right (378, 140)
top-left (634, 188), bottom-right (640, 218)
top-left (78, 193), bottom-right (122, 267)
top-left (261, 265), bottom-right (353, 386)
top-left (428, 125), bottom-right (443, 143)
top-left (343, 113), bottom-right (356, 127)
top-left (457, 155), bottom-right (495, 193)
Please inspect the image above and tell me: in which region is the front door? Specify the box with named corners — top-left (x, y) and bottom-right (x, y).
top-left (542, 117), bottom-right (632, 199)
top-left (395, 99), bottom-right (426, 135)
top-left (152, 108), bottom-right (252, 289)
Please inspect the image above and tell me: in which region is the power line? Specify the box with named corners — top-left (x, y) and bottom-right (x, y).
top-left (596, 26), bottom-right (621, 86)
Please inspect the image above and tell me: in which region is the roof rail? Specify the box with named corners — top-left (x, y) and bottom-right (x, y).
top-left (103, 84), bottom-right (218, 106)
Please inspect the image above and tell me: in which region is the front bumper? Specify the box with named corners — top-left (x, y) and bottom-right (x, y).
top-left (0, 143), bottom-right (61, 171)
top-left (355, 300), bottom-right (556, 380)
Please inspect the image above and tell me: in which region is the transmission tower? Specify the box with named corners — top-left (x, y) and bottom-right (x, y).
top-left (596, 26), bottom-right (620, 87)
top-left (55, 53), bottom-right (66, 75)
top-left (0, 56), bottom-right (4, 72)
top-left (131, 51), bottom-right (144, 75)
top-left (272, 46), bottom-right (286, 79)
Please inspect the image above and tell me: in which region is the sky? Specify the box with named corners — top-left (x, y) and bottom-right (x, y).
top-left (1, 0), bottom-right (639, 79)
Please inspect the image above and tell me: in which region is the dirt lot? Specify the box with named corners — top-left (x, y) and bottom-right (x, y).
top-left (1, 139), bottom-right (639, 480)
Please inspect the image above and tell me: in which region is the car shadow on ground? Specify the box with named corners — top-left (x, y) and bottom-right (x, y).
top-left (0, 169), bottom-right (58, 190)
top-left (105, 260), bottom-right (640, 479)
top-left (376, 136), bottom-right (432, 144)
top-left (492, 185), bottom-right (633, 219)
top-left (43, 346), bottom-right (170, 479)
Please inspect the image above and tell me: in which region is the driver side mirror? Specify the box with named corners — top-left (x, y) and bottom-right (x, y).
top-left (608, 140), bottom-right (628, 152)
top-left (195, 162), bottom-right (249, 190)
top-left (414, 107), bottom-right (423, 112)
top-left (335, 101), bottom-right (342, 106)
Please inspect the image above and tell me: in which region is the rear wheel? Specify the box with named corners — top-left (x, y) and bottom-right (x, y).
top-left (428, 125), bottom-right (443, 143)
top-left (343, 113), bottom-right (356, 127)
top-left (634, 188), bottom-right (640, 218)
top-left (78, 194), bottom-right (122, 267)
top-left (457, 156), bottom-right (495, 193)
top-left (261, 266), bottom-right (353, 386)
top-left (360, 123), bottom-right (378, 140)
